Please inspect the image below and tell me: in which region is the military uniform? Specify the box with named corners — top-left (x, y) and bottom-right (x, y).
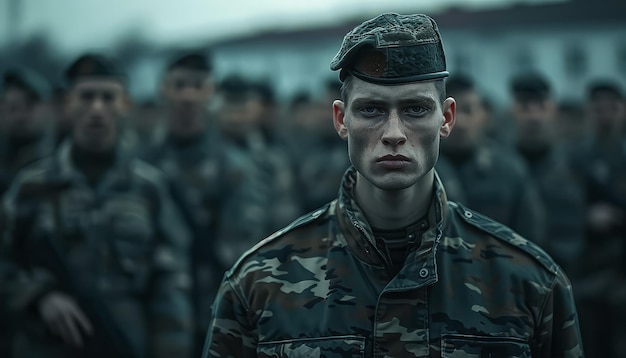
top-left (204, 168), bottom-right (582, 357)
top-left (0, 133), bottom-right (53, 195)
top-left (568, 139), bottom-right (626, 356)
top-left (145, 126), bottom-right (299, 351)
top-left (436, 143), bottom-right (546, 246)
top-left (519, 147), bottom-right (586, 274)
top-left (0, 140), bottom-right (193, 358)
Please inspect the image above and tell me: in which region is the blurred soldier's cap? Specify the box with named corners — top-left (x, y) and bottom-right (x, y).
top-left (63, 53), bottom-right (125, 87)
top-left (587, 80), bottom-right (623, 100)
top-left (167, 52), bottom-right (212, 73)
top-left (330, 13), bottom-right (448, 84)
top-left (510, 72), bottom-right (551, 101)
top-left (219, 74), bottom-right (250, 102)
top-left (2, 67), bottom-right (51, 101)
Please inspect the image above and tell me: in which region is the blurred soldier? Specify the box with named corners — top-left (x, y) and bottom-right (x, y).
top-left (569, 80), bottom-right (626, 357)
top-left (142, 52), bottom-right (221, 356)
top-left (0, 66), bottom-right (54, 358)
top-left (204, 13), bottom-right (582, 357)
top-left (216, 75), bottom-right (300, 243)
top-left (509, 72), bottom-right (585, 273)
top-left (129, 99), bottom-right (165, 154)
top-left (0, 69), bottom-right (54, 195)
top-left (557, 100), bottom-right (587, 150)
top-left (285, 88), bottom-right (351, 213)
top-left (0, 54), bottom-right (192, 358)
top-left (436, 74), bottom-right (546, 245)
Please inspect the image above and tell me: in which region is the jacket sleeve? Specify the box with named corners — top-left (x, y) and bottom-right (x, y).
top-left (202, 277), bottom-right (258, 358)
top-left (534, 267), bottom-right (585, 357)
top-left (147, 176), bottom-right (194, 358)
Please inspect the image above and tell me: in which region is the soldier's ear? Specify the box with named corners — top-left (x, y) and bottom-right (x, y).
top-left (440, 97), bottom-right (456, 138)
top-left (333, 100), bottom-right (348, 140)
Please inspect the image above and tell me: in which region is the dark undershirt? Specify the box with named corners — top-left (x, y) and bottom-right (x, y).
top-left (372, 215), bottom-right (430, 277)
top-left (71, 145), bottom-right (116, 188)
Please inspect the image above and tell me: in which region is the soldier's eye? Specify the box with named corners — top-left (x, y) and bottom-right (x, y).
top-left (102, 92), bottom-right (115, 103)
top-left (80, 91), bottom-right (95, 102)
top-left (359, 106), bottom-right (384, 117)
top-left (404, 106), bottom-right (429, 117)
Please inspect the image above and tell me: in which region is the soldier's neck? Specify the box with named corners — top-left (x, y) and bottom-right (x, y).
top-left (354, 170), bottom-right (434, 231)
top-left (71, 144), bottom-right (116, 187)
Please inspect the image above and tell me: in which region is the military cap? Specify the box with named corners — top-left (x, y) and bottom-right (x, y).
top-left (219, 74), bottom-right (250, 102)
top-left (167, 52), bottom-right (212, 73)
top-left (330, 13), bottom-right (448, 84)
top-left (510, 72), bottom-right (551, 100)
top-left (587, 80), bottom-right (623, 100)
top-left (2, 68), bottom-right (51, 101)
top-left (63, 53), bottom-right (125, 86)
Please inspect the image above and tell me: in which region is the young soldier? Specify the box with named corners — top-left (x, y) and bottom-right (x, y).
top-left (204, 13), bottom-right (583, 357)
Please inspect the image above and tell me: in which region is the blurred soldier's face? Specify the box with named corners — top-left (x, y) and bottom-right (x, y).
top-left (65, 79), bottom-right (128, 152)
top-left (218, 93), bottom-right (260, 140)
top-left (0, 87), bottom-right (43, 138)
top-left (587, 93), bottom-right (625, 138)
top-left (161, 68), bottom-right (213, 139)
top-left (512, 97), bottom-right (557, 149)
top-left (333, 77), bottom-right (455, 191)
top-left (441, 89), bottom-right (487, 152)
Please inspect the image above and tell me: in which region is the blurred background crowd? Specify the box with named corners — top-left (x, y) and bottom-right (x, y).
top-left (0, 0), bottom-right (625, 357)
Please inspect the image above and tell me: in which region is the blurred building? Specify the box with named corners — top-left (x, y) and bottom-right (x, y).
top-left (156, 0), bottom-right (625, 105)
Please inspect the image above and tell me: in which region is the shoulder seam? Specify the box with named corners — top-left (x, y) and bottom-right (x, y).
top-left (453, 202), bottom-right (558, 275)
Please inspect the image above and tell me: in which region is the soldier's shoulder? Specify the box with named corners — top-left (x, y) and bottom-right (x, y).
top-left (129, 158), bottom-right (169, 186)
top-left (449, 201), bottom-right (558, 276)
top-left (225, 202), bottom-right (332, 279)
top-left (12, 156), bottom-right (56, 184)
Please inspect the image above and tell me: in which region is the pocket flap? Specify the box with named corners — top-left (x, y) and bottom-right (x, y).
top-left (442, 335), bottom-right (531, 358)
top-left (258, 335), bottom-right (365, 358)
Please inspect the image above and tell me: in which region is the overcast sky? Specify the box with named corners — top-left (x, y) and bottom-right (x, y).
top-left (1, 0), bottom-right (561, 53)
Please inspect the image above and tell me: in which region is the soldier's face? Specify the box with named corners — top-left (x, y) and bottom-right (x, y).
top-left (512, 97), bottom-right (556, 147)
top-left (587, 94), bottom-right (625, 136)
top-left (333, 77), bottom-right (455, 191)
top-left (441, 89), bottom-right (487, 152)
top-left (66, 79), bottom-right (128, 152)
top-left (0, 87), bottom-right (42, 137)
top-left (161, 68), bottom-right (213, 139)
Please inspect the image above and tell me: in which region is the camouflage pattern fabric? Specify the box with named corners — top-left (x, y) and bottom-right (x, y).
top-left (203, 167), bottom-right (583, 358)
top-left (0, 140), bottom-right (193, 358)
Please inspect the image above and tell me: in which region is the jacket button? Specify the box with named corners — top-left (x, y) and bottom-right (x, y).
top-left (419, 268), bottom-right (429, 278)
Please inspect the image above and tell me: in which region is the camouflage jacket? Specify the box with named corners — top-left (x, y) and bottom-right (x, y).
top-left (204, 167), bottom-right (583, 358)
top-left (0, 133), bottom-right (54, 196)
top-left (0, 141), bottom-right (193, 358)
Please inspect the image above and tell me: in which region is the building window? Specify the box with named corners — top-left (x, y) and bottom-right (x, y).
top-left (512, 48), bottom-right (534, 72)
top-left (564, 45), bottom-right (587, 78)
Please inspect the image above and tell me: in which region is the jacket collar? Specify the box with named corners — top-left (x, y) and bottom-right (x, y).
top-left (335, 167), bottom-right (449, 268)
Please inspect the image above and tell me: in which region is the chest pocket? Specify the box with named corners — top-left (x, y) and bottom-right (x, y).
top-left (442, 335), bottom-right (531, 358)
top-left (257, 335), bottom-right (365, 358)
top-left (106, 197), bottom-right (154, 240)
